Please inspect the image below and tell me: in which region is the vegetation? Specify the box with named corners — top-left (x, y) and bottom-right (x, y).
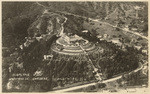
top-left (2, 2), bottom-right (148, 92)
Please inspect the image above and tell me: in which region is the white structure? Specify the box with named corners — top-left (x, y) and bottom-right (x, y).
top-left (142, 50), bottom-right (148, 54)
top-left (82, 30), bottom-right (88, 33)
top-left (103, 34), bottom-right (108, 39)
top-left (20, 45), bottom-right (24, 50)
top-left (97, 35), bottom-right (102, 39)
top-left (111, 38), bottom-right (122, 46)
top-left (134, 46), bottom-right (142, 50)
top-left (43, 9), bottom-right (49, 14)
top-left (62, 34), bottom-right (70, 44)
top-left (36, 36), bottom-right (43, 41)
top-left (44, 55), bottom-right (53, 60)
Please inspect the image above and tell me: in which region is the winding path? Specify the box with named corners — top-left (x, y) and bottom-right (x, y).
top-left (54, 62), bottom-right (145, 92)
top-left (92, 19), bottom-right (148, 40)
top-left (36, 2), bottom-right (148, 40)
top-left (35, 2), bottom-right (148, 92)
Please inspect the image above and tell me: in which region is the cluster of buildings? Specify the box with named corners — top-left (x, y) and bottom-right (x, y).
top-left (97, 33), bottom-right (147, 54)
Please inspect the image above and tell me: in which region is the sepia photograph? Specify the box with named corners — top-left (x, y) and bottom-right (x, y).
top-left (1, 0), bottom-right (149, 93)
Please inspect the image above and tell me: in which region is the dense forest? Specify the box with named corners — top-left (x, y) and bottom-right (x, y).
top-left (2, 2), bottom-right (148, 92)
top-left (2, 2), bottom-right (148, 47)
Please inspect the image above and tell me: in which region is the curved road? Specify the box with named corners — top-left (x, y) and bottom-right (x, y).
top-left (92, 19), bottom-right (148, 40)
top-left (36, 2), bottom-right (148, 40)
top-left (35, 2), bottom-right (148, 92)
top-left (54, 62), bottom-right (146, 92)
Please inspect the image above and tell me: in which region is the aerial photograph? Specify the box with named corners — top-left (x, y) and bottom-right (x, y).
top-left (2, 1), bottom-right (148, 93)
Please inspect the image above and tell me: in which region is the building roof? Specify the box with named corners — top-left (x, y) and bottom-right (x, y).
top-left (51, 35), bottom-right (100, 56)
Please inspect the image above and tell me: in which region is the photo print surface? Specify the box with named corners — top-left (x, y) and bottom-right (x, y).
top-left (2, 1), bottom-right (148, 93)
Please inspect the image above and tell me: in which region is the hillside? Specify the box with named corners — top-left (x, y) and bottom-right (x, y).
top-left (2, 2), bottom-right (148, 92)
top-left (2, 2), bottom-right (148, 48)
